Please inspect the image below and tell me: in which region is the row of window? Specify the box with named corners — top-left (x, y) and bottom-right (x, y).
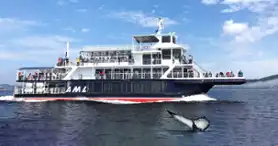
top-left (88, 81), bottom-right (169, 93)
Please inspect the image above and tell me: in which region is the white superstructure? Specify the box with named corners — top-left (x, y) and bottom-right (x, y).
top-left (16, 17), bottom-right (245, 83)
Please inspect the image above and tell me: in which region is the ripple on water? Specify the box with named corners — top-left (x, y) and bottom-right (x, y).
top-left (0, 89), bottom-right (278, 146)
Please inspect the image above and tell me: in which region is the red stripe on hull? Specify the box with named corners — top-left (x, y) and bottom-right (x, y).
top-left (20, 97), bottom-right (179, 103)
top-left (94, 98), bottom-right (177, 102)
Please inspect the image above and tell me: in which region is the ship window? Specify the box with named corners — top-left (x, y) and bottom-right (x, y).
top-left (173, 67), bottom-right (182, 78)
top-left (162, 49), bottom-right (171, 59)
top-left (103, 82), bottom-right (112, 92)
top-left (172, 36), bottom-right (176, 44)
top-left (105, 69), bottom-right (112, 79)
top-left (152, 53), bottom-right (161, 64)
top-left (162, 36), bottom-right (171, 43)
top-left (111, 81), bottom-right (121, 93)
top-left (143, 54), bottom-right (151, 65)
top-left (173, 49), bottom-right (181, 60)
top-left (133, 68), bottom-right (141, 79)
top-left (132, 81), bottom-right (144, 93)
top-left (151, 81), bottom-right (162, 93)
top-left (142, 68), bottom-right (150, 79)
top-left (153, 68), bottom-right (162, 79)
top-left (183, 67), bottom-right (188, 78)
top-left (144, 82), bottom-right (151, 93)
top-left (163, 67), bottom-right (168, 74)
top-left (94, 81), bottom-right (103, 92)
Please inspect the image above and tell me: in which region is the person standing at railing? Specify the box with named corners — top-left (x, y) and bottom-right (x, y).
top-left (57, 57), bottom-right (61, 66)
top-left (208, 72), bottom-right (212, 77)
top-left (18, 72), bottom-right (23, 81)
top-left (188, 55), bottom-right (193, 64)
top-left (230, 71), bottom-right (234, 77)
top-left (238, 70), bottom-right (243, 77)
top-left (76, 57), bottom-right (80, 66)
top-left (65, 57), bottom-right (69, 66)
top-left (226, 72), bottom-right (230, 77)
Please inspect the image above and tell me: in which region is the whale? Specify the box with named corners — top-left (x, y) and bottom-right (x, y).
top-left (167, 110), bottom-right (210, 132)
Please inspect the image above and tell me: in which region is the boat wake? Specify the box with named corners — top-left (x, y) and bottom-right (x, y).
top-left (0, 94), bottom-right (216, 104)
top-left (0, 96), bottom-right (15, 101)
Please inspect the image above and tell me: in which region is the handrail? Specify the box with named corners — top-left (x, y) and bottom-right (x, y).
top-left (63, 66), bottom-right (78, 80)
top-left (193, 61), bottom-right (208, 73)
top-left (160, 60), bottom-right (177, 79)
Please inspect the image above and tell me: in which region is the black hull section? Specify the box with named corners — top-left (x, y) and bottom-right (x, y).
top-left (14, 79), bottom-right (245, 98)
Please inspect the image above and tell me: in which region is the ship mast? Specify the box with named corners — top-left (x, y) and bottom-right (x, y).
top-left (155, 17), bottom-right (164, 35)
top-left (66, 41), bottom-right (70, 59)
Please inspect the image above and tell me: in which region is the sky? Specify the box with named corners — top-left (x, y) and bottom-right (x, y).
top-left (0, 0), bottom-right (278, 84)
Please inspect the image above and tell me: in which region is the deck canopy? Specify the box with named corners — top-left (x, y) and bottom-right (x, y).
top-left (81, 45), bottom-right (132, 52)
top-left (18, 67), bottom-right (54, 70)
top-left (133, 35), bottom-right (159, 43)
top-left (151, 43), bottom-right (185, 49)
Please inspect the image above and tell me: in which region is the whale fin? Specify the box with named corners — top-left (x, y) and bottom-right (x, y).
top-left (167, 110), bottom-right (193, 129)
top-left (167, 110), bottom-right (177, 116)
top-left (166, 110), bottom-right (210, 132)
top-left (193, 117), bottom-right (210, 131)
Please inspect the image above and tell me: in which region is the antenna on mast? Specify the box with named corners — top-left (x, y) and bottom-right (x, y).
top-left (155, 17), bottom-right (164, 35)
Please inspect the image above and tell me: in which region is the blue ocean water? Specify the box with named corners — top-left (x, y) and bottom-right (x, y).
top-left (0, 88), bottom-right (277, 146)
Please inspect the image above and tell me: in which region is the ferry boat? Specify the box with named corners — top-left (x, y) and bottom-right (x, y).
top-left (13, 18), bottom-right (246, 103)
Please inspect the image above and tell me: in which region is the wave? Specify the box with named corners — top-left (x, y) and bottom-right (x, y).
top-left (243, 78), bottom-right (278, 88)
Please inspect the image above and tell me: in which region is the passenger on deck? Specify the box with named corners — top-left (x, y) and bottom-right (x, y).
top-left (219, 72), bottom-right (224, 77)
top-left (57, 57), bottom-right (61, 66)
top-left (18, 72), bottom-right (23, 81)
top-left (238, 70), bottom-right (243, 77)
top-left (33, 72), bottom-right (38, 80)
top-left (65, 57), bottom-right (69, 66)
top-left (226, 72), bottom-right (230, 77)
top-left (61, 58), bottom-right (65, 66)
top-left (208, 72), bottom-right (212, 77)
top-left (188, 55), bottom-right (193, 64)
top-left (99, 71), bottom-right (105, 79)
top-left (76, 57), bottom-right (80, 66)
top-left (28, 73), bottom-right (32, 80)
top-left (230, 71), bottom-right (234, 77)
top-left (39, 72), bottom-right (44, 80)
top-left (216, 73), bottom-right (219, 77)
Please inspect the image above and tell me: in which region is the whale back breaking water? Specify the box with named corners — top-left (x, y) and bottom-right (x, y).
top-left (167, 109), bottom-right (210, 132)
top-left (193, 117), bottom-right (210, 131)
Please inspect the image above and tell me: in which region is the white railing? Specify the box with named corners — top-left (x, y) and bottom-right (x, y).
top-left (95, 73), bottom-right (163, 80)
top-left (63, 66), bottom-right (78, 80)
top-left (192, 61), bottom-right (207, 78)
top-left (193, 61), bottom-right (208, 72)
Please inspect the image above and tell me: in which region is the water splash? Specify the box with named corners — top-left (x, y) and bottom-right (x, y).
top-left (0, 94), bottom-right (217, 104)
top-left (178, 94), bottom-right (217, 102)
top-left (0, 96), bottom-right (15, 101)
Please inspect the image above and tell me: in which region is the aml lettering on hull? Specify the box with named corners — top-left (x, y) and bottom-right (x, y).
top-left (65, 86), bottom-right (87, 93)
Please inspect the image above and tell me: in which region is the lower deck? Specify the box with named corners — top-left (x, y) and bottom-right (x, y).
top-left (14, 78), bottom-right (246, 98)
